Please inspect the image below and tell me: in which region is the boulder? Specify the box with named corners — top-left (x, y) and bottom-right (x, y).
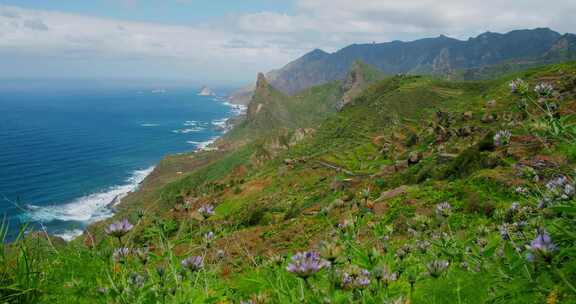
top-left (408, 151), bottom-right (422, 165)
top-left (462, 111), bottom-right (474, 120)
top-left (481, 113), bottom-right (496, 123)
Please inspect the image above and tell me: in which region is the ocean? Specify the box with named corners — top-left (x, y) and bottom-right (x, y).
top-left (0, 85), bottom-right (242, 241)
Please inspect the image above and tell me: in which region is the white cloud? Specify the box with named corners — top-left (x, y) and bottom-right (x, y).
top-left (0, 1), bottom-right (575, 82)
top-left (239, 0), bottom-right (576, 44)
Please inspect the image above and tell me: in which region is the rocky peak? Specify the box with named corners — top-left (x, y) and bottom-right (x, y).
top-left (342, 60), bottom-right (366, 91)
top-left (256, 73), bottom-right (269, 90)
top-left (337, 60), bottom-right (384, 111)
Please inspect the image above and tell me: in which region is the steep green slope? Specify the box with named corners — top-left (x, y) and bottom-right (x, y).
top-left (3, 62), bottom-right (576, 303)
top-left (257, 28), bottom-right (576, 95)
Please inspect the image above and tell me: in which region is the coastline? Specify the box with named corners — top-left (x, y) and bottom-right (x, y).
top-left (55, 93), bottom-right (246, 242)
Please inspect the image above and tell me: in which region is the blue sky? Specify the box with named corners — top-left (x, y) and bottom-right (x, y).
top-left (0, 0), bottom-right (574, 86)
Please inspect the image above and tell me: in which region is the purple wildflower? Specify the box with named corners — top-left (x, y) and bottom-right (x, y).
top-left (204, 231), bottom-right (215, 242)
top-left (435, 202), bottom-right (452, 218)
top-left (534, 82), bottom-right (554, 97)
top-left (216, 249), bottom-right (226, 260)
top-left (426, 260), bottom-right (449, 278)
top-left (416, 240), bottom-right (431, 253)
top-left (135, 247), bottom-right (149, 264)
top-left (198, 204), bottom-right (215, 218)
top-left (105, 219), bottom-right (134, 240)
top-left (113, 247), bottom-right (131, 262)
top-left (181, 256), bottom-right (204, 271)
top-left (527, 229), bottom-right (557, 262)
top-left (546, 176), bottom-right (575, 201)
top-left (128, 273), bottom-right (146, 289)
top-left (373, 266), bottom-right (397, 286)
top-left (286, 251), bottom-right (330, 278)
top-left (341, 268), bottom-right (371, 289)
top-left (509, 78), bottom-right (528, 94)
top-left (499, 223), bottom-right (511, 240)
top-left (493, 130), bottom-right (512, 147)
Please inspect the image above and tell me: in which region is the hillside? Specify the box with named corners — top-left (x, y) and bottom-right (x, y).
top-left (3, 62), bottom-right (576, 303)
top-left (230, 28), bottom-right (576, 103)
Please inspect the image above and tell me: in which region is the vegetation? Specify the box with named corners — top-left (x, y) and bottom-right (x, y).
top-left (2, 62), bottom-right (576, 303)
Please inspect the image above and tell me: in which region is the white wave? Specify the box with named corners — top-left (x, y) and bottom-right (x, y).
top-left (187, 137), bottom-right (219, 151)
top-left (221, 101), bottom-right (247, 116)
top-left (172, 127), bottom-right (205, 134)
top-left (212, 118), bottom-right (228, 129)
top-left (141, 123), bottom-right (159, 127)
top-left (24, 166), bottom-right (154, 225)
top-left (54, 229), bottom-right (84, 242)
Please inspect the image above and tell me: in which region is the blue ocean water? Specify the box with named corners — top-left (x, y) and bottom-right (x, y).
top-left (0, 86), bottom-right (240, 240)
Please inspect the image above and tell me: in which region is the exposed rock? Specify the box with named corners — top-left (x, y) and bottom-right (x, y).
top-left (376, 185), bottom-right (410, 202)
top-left (408, 151), bottom-right (422, 165)
top-left (462, 111), bottom-right (474, 120)
top-left (457, 126), bottom-right (475, 137)
top-left (481, 113), bottom-right (496, 123)
top-left (486, 99), bottom-right (497, 108)
top-left (519, 155), bottom-right (562, 170)
top-left (330, 178), bottom-right (353, 192)
top-left (437, 153), bottom-right (459, 164)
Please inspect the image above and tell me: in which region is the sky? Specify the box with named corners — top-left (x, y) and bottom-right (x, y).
top-left (0, 0), bottom-right (575, 86)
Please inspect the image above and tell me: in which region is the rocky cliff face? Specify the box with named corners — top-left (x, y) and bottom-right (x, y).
top-left (337, 60), bottom-right (386, 111)
top-left (230, 28), bottom-right (576, 101)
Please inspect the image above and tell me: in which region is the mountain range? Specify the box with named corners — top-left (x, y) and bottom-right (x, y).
top-left (229, 28), bottom-right (576, 103)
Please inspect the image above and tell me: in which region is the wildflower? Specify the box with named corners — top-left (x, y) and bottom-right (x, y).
top-left (128, 273), bottom-right (146, 289)
top-left (426, 260), bottom-right (449, 278)
top-left (534, 82), bottom-right (554, 97)
top-left (395, 248), bottom-right (408, 260)
top-left (373, 266), bottom-right (398, 287)
top-left (435, 202), bottom-right (452, 218)
top-left (113, 247), bottom-right (131, 262)
top-left (97, 287), bottom-right (109, 295)
top-left (198, 204), bottom-right (215, 218)
top-left (493, 130), bottom-right (512, 147)
top-left (527, 229), bottom-right (557, 263)
top-left (105, 219), bottom-right (134, 241)
top-left (156, 266), bottom-right (166, 278)
top-left (337, 219), bottom-right (352, 230)
top-left (136, 209), bottom-right (145, 220)
top-left (515, 186), bottom-right (528, 195)
top-left (476, 238), bottom-right (488, 248)
top-left (216, 249), bottom-right (226, 260)
top-left (341, 267), bottom-right (371, 289)
top-left (320, 242), bottom-right (343, 264)
top-left (135, 247), bottom-right (149, 264)
top-left (286, 251), bottom-right (330, 278)
top-left (269, 255), bottom-right (285, 267)
top-left (204, 231), bottom-right (215, 242)
top-left (499, 223), bottom-right (511, 240)
top-left (546, 176), bottom-right (575, 201)
top-left (416, 240), bottom-right (431, 253)
top-left (509, 78), bottom-right (528, 94)
top-left (181, 256), bottom-right (204, 271)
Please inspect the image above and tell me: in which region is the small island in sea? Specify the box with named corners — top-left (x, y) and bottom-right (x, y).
top-left (198, 86), bottom-right (214, 96)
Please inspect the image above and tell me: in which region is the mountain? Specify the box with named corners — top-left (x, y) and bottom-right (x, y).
top-left (225, 61), bottom-right (386, 143)
top-left (230, 28), bottom-right (576, 101)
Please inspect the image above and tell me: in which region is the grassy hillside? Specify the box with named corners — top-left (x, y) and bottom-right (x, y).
top-left (2, 62), bottom-right (576, 303)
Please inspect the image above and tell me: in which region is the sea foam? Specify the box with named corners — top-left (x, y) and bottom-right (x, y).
top-left (24, 166), bottom-right (154, 237)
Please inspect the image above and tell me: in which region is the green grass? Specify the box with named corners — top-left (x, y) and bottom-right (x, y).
top-left (3, 61), bottom-right (576, 303)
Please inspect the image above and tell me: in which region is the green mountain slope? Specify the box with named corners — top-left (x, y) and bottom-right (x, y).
top-left (3, 62), bottom-right (576, 303)
top-left (234, 28), bottom-right (576, 98)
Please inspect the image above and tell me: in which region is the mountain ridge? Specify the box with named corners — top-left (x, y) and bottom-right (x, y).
top-left (229, 28), bottom-right (576, 103)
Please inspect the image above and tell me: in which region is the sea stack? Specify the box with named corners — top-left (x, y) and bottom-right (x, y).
top-left (198, 86), bottom-right (214, 96)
